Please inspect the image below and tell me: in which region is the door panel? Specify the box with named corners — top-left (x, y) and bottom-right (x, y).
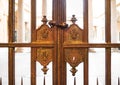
top-left (63, 23), bottom-right (83, 44)
top-left (63, 15), bottom-right (87, 85)
top-left (32, 16), bottom-right (56, 85)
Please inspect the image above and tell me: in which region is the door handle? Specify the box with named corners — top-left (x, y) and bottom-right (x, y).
top-left (49, 20), bottom-right (68, 29)
top-left (41, 16), bottom-right (68, 29)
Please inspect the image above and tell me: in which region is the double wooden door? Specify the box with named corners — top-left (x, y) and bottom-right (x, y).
top-left (31, 0), bottom-right (88, 85)
top-left (6, 0), bottom-right (120, 85)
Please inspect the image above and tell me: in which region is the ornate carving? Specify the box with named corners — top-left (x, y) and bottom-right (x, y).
top-left (37, 25), bottom-right (50, 40)
top-left (41, 66), bottom-right (49, 75)
top-left (65, 48), bottom-right (84, 67)
top-left (41, 28), bottom-right (49, 39)
top-left (37, 48), bottom-right (52, 74)
top-left (37, 48), bottom-right (52, 66)
top-left (65, 48), bottom-right (84, 76)
top-left (64, 24), bottom-right (83, 44)
top-left (36, 25), bottom-right (54, 43)
top-left (41, 16), bottom-right (48, 24)
top-left (70, 29), bottom-right (79, 40)
top-left (71, 15), bottom-right (77, 24)
top-left (63, 15), bottom-right (83, 44)
top-left (70, 67), bottom-right (78, 76)
top-left (36, 16), bottom-right (54, 43)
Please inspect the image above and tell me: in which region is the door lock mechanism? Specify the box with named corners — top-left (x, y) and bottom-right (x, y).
top-left (41, 15), bottom-right (77, 29)
top-left (48, 20), bottom-right (68, 29)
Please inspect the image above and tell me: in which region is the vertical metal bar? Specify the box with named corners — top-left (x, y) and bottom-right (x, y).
top-left (21, 77), bottom-right (23, 85)
top-left (31, 0), bottom-right (36, 42)
top-left (105, 0), bottom-right (111, 85)
top-left (8, 0), bottom-right (15, 43)
top-left (83, 0), bottom-right (88, 85)
top-left (0, 77), bottom-right (2, 85)
top-left (31, 0), bottom-right (36, 85)
top-left (97, 78), bottom-right (99, 85)
top-left (105, 48), bottom-right (111, 85)
top-left (83, 0), bottom-right (88, 42)
top-left (118, 77), bottom-right (120, 85)
top-left (52, 0), bottom-right (58, 82)
top-left (8, 48), bottom-right (15, 85)
top-left (105, 0), bottom-right (111, 43)
top-left (74, 77), bottom-right (76, 85)
top-left (61, 1), bottom-right (66, 85)
top-left (8, 0), bottom-right (15, 85)
top-left (43, 76), bottom-right (45, 85)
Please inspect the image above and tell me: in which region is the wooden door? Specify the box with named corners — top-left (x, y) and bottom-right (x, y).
top-left (1, 0), bottom-right (120, 85)
top-left (31, 0), bottom-right (88, 85)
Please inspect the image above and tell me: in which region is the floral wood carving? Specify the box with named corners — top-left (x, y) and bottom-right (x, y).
top-left (65, 48), bottom-right (84, 76)
top-left (41, 28), bottom-right (49, 39)
top-left (70, 29), bottom-right (79, 40)
top-left (37, 25), bottom-right (53, 42)
top-left (64, 24), bottom-right (83, 44)
top-left (37, 48), bottom-right (52, 74)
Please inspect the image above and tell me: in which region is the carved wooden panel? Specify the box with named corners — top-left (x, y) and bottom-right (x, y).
top-left (37, 48), bottom-right (53, 67)
top-left (36, 24), bottom-right (54, 43)
top-left (35, 16), bottom-right (54, 75)
top-left (36, 47), bottom-right (53, 74)
top-left (65, 48), bottom-right (85, 76)
top-left (64, 24), bottom-right (83, 44)
top-left (65, 48), bottom-right (84, 67)
top-left (64, 20), bottom-right (85, 76)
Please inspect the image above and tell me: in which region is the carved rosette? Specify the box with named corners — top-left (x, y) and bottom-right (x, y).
top-left (65, 48), bottom-right (84, 76)
top-left (37, 48), bottom-right (52, 74)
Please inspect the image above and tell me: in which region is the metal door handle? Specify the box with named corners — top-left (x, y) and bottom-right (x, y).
top-left (49, 20), bottom-right (68, 29)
